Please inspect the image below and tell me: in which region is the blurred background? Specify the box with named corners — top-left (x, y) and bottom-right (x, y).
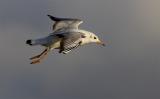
top-left (0, 0), bottom-right (160, 99)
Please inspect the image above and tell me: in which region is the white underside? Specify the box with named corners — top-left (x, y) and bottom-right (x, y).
top-left (32, 29), bottom-right (96, 50)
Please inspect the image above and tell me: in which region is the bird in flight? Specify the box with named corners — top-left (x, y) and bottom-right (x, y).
top-left (26, 15), bottom-right (105, 64)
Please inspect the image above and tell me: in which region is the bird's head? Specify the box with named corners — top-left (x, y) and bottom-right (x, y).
top-left (89, 33), bottom-right (106, 46)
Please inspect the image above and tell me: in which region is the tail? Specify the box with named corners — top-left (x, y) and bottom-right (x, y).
top-left (26, 39), bottom-right (33, 45)
top-left (26, 38), bottom-right (48, 46)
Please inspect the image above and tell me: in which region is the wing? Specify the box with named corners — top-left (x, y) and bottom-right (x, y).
top-left (48, 15), bottom-right (83, 32)
top-left (58, 32), bottom-right (83, 54)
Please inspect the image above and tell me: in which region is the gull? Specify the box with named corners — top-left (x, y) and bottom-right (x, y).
top-left (26, 15), bottom-right (105, 64)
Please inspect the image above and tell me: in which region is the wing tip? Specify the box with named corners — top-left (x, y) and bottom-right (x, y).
top-left (47, 14), bottom-right (82, 22)
top-left (47, 14), bottom-right (59, 21)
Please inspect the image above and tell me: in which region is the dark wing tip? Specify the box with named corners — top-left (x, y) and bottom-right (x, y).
top-left (47, 15), bottom-right (60, 21)
top-left (47, 14), bottom-right (51, 17)
top-left (47, 14), bottom-right (82, 22)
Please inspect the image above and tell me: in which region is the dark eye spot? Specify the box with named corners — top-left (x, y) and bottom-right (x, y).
top-left (94, 37), bottom-right (97, 39)
top-left (81, 35), bottom-right (86, 38)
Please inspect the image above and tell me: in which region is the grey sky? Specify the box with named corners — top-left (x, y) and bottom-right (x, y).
top-left (0, 0), bottom-right (160, 99)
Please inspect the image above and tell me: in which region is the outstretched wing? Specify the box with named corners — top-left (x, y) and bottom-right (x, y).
top-left (58, 32), bottom-right (84, 54)
top-left (48, 15), bottom-right (83, 32)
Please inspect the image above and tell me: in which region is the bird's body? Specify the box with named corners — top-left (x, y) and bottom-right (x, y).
top-left (26, 15), bottom-right (105, 64)
top-left (29, 29), bottom-right (98, 48)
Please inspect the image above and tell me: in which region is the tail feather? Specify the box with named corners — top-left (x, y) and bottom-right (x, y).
top-left (26, 35), bottom-right (55, 46)
top-left (26, 39), bottom-right (33, 45)
top-left (26, 38), bottom-right (48, 46)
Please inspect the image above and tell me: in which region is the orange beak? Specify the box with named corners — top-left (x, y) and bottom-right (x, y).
top-left (97, 41), bottom-right (106, 46)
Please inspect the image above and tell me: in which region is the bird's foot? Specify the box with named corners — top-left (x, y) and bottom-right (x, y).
top-left (29, 48), bottom-right (50, 64)
top-left (30, 59), bottom-right (41, 64)
top-left (30, 55), bottom-right (41, 60)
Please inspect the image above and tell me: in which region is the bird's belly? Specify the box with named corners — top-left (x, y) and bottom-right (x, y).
top-left (42, 37), bottom-right (61, 49)
top-left (50, 40), bottom-right (61, 50)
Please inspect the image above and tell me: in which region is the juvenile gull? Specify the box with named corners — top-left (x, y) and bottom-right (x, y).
top-left (26, 15), bottom-right (105, 64)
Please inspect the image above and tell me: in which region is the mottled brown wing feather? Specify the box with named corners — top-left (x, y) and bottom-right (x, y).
top-left (59, 32), bottom-right (83, 54)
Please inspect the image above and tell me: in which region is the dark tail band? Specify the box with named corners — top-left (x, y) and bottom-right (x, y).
top-left (26, 39), bottom-right (32, 45)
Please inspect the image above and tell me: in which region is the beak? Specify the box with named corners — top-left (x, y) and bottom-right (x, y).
top-left (97, 41), bottom-right (106, 46)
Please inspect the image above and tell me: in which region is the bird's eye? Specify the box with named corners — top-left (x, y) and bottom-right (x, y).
top-left (94, 37), bottom-right (97, 39)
